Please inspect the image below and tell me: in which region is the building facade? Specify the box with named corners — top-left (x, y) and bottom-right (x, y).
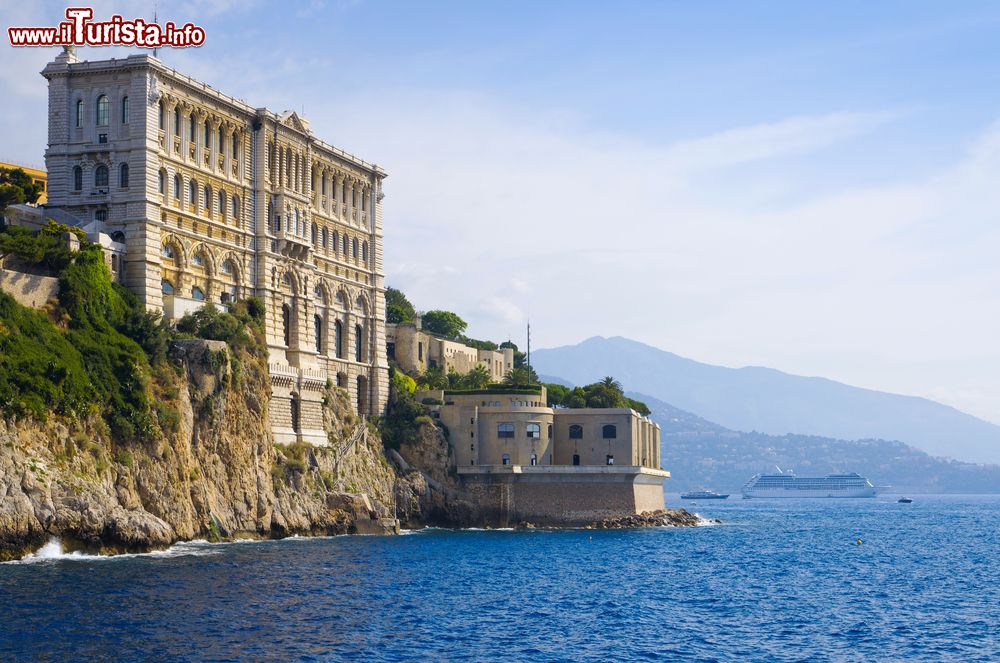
top-left (40, 48), bottom-right (388, 445)
top-left (386, 318), bottom-right (515, 382)
top-left (416, 386), bottom-right (668, 525)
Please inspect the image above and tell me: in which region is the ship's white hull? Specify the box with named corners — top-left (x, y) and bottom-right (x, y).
top-left (742, 487), bottom-right (877, 498)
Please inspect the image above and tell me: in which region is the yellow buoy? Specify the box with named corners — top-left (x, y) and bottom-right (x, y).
top-left (856, 539), bottom-right (863, 545)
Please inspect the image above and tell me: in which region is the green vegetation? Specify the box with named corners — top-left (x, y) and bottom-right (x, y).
top-left (176, 298), bottom-right (265, 352)
top-left (0, 222), bottom-right (82, 273)
top-left (385, 286), bottom-right (415, 324)
top-left (0, 167), bottom-right (42, 221)
top-left (380, 367), bottom-right (433, 450)
top-left (0, 290), bottom-right (92, 420)
top-left (0, 223), bottom-right (265, 443)
top-left (546, 376), bottom-right (650, 415)
top-left (420, 309), bottom-right (467, 339)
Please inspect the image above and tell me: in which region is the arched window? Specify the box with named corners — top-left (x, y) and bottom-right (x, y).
top-left (342, 235), bottom-right (348, 254)
top-left (94, 165), bottom-right (108, 188)
top-left (189, 180), bottom-right (197, 211)
top-left (173, 174), bottom-right (181, 200)
top-left (161, 244), bottom-right (175, 260)
top-left (290, 394), bottom-right (300, 433)
top-left (96, 95), bottom-right (109, 126)
top-left (334, 320), bottom-right (343, 358)
top-left (121, 96), bottom-right (129, 124)
top-left (158, 170), bottom-right (165, 194)
top-left (526, 423), bottom-right (541, 439)
top-left (282, 304), bottom-right (292, 347)
top-left (221, 260), bottom-right (233, 275)
top-left (110, 231), bottom-right (125, 243)
top-left (311, 223), bottom-right (317, 246)
top-left (204, 185), bottom-right (212, 215)
top-left (314, 315), bottom-right (323, 353)
top-left (602, 424), bottom-right (617, 439)
top-left (321, 227), bottom-right (327, 250)
top-left (355, 324), bottom-right (363, 361)
top-left (191, 286), bottom-right (205, 301)
top-left (75, 99), bottom-right (84, 128)
top-left (192, 252), bottom-right (204, 267)
top-left (502, 454), bottom-right (511, 466)
top-left (161, 280), bottom-right (174, 295)
top-left (173, 108), bottom-right (180, 134)
top-left (352, 238), bottom-right (358, 259)
top-left (231, 195), bottom-right (239, 220)
top-left (119, 163), bottom-right (129, 188)
top-left (218, 190), bottom-right (226, 218)
top-left (362, 241), bottom-right (368, 263)
top-left (73, 166), bottom-right (82, 191)
top-left (497, 423), bottom-right (515, 439)
top-left (569, 424), bottom-right (583, 440)
top-left (332, 231), bottom-right (338, 253)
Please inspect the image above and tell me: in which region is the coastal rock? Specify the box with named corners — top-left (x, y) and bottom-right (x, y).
top-left (590, 509), bottom-right (703, 529)
top-left (0, 341), bottom-right (400, 561)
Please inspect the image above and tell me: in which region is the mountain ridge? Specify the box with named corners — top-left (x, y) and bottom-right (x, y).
top-left (533, 335), bottom-right (1000, 464)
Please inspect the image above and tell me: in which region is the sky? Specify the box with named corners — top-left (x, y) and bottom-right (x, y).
top-left (2, 1), bottom-right (1000, 424)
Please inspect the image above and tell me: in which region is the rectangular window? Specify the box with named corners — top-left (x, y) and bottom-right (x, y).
top-left (526, 423), bottom-right (541, 439)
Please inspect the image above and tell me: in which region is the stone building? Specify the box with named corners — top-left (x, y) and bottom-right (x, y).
top-left (416, 385), bottom-right (669, 524)
top-left (39, 48), bottom-right (388, 445)
top-left (386, 318), bottom-right (514, 382)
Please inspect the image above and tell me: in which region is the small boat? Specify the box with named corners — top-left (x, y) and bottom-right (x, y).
top-left (897, 497), bottom-right (913, 504)
top-left (681, 490), bottom-right (729, 500)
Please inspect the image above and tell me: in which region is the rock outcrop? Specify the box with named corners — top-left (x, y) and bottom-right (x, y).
top-left (0, 339), bottom-right (398, 561)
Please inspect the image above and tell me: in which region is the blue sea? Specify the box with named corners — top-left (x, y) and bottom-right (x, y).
top-left (2, 494), bottom-right (999, 662)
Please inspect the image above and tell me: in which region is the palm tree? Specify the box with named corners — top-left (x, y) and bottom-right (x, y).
top-left (503, 367), bottom-right (532, 387)
top-left (600, 376), bottom-right (623, 393)
top-left (466, 365), bottom-right (492, 389)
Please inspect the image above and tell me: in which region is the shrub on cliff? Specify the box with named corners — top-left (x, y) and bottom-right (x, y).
top-left (380, 368), bottom-right (430, 450)
top-left (58, 246), bottom-right (156, 440)
top-left (0, 291), bottom-right (92, 420)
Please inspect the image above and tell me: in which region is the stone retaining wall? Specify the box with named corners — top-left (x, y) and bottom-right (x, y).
top-left (458, 466), bottom-right (669, 527)
top-left (0, 267), bottom-right (59, 309)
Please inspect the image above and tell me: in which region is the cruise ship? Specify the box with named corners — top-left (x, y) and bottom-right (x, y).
top-left (741, 470), bottom-right (877, 498)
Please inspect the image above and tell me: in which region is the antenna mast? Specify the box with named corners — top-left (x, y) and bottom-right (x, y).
top-left (527, 320), bottom-right (531, 380)
top-left (152, 3), bottom-right (159, 59)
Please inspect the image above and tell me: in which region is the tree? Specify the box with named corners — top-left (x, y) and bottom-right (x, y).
top-left (0, 167), bottom-right (42, 224)
top-left (503, 367), bottom-right (534, 388)
top-left (465, 364), bottom-right (492, 389)
top-left (545, 383), bottom-right (570, 407)
top-left (419, 365), bottom-right (448, 390)
top-left (600, 376), bottom-right (623, 393)
top-left (385, 286), bottom-right (415, 324)
top-left (421, 309), bottom-right (467, 339)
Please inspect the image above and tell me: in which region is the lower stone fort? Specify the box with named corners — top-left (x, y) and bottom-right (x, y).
top-left (1, 48), bottom-right (671, 524)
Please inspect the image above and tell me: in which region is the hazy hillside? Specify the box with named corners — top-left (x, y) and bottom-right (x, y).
top-left (631, 393), bottom-right (1000, 494)
top-left (534, 336), bottom-right (1000, 464)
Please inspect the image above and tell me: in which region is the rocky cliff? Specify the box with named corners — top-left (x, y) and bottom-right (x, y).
top-left (0, 338), bottom-right (399, 561)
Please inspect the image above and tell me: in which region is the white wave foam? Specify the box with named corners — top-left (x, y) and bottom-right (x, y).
top-left (4, 537), bottom-right (220, 565)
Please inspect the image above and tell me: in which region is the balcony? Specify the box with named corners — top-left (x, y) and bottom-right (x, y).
top-left (274, 227), bottom-right (312, 261)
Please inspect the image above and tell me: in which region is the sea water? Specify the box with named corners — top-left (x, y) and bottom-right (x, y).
top-left (2, 495), bottom-right (999, 661)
